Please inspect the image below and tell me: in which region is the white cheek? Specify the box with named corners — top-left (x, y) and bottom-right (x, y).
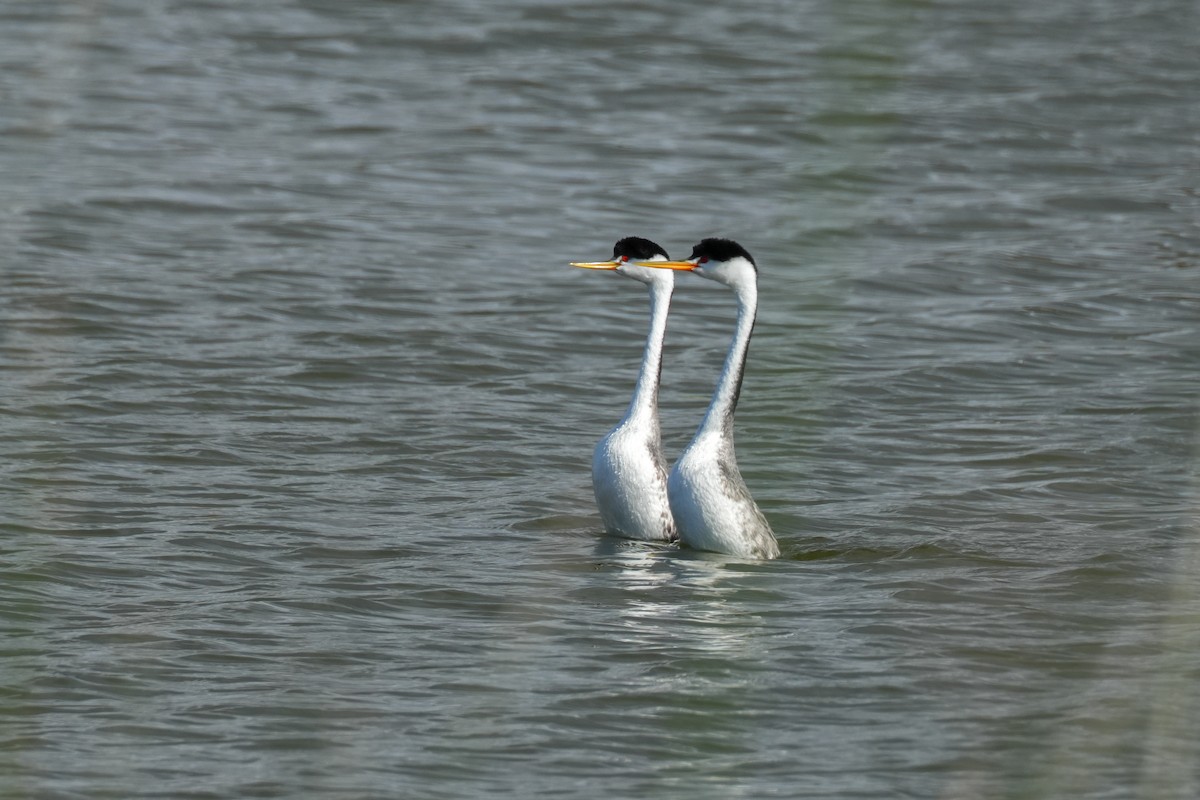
top-left (618, 264), bottom-right (659, 284)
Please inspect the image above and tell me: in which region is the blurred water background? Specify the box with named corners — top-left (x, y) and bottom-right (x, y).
top-left (2, 0), bottom-right (1198, 797)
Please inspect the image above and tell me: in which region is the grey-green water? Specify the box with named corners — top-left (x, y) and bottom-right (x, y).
top-left (2, 1), bottom-right (1198, 797)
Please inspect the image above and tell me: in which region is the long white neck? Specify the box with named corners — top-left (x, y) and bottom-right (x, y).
top-left (623, 281), bottom-right (673, 427)
top-left (697, 278), bottom-right (757, 439)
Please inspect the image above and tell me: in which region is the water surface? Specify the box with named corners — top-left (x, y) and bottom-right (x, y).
top-left (2, 1), bottom-right (1198, 797)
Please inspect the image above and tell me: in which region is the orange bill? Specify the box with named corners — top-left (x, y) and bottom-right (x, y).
top-left (633, 260), bottom-right (697, 270)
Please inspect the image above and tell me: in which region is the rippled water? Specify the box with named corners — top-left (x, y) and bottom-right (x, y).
top-left (3, 0), bottom-right (1199, 797)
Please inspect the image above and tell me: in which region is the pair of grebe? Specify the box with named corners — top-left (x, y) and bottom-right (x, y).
top-left (570, 237), bottom-right (779, 560)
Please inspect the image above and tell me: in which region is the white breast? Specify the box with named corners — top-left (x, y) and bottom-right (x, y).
top-left (592, 420), bottom-right (675, 542)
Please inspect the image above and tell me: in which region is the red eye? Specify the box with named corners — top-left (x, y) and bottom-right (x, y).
top-left (698, 257), bottom-right (709, 264)
top-left (620, 255), bottom-right (629, 262)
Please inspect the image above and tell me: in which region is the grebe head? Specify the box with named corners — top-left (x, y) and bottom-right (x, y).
top-left (570, 237), bottom-right (674, 288)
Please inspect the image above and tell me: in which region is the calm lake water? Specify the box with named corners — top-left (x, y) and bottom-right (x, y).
top-left (2, 0), bottom-right (1198, 797)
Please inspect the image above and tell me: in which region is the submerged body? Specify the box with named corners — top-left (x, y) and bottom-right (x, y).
top-left (638, 238), bottom-right (779, 559)
top-left (591, 407), bottom-right (674, 542)
top-left (669, 432), bottom-right (778, 559)
top-left (570, 238), bottom-right (677, 543)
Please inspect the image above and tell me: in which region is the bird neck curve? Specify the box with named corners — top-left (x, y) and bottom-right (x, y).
top-left (697, 277), bottom-right (757, 440)
top-left (623, 280), bottom-right (673, 427)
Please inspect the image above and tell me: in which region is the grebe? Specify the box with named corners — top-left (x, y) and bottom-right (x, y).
top-left (570, 237), bottom-right (677, 543)
top-left (638, 238), bottom-right (779, 559)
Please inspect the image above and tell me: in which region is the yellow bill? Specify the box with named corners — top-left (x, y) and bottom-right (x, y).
top-left (569, 260), bottom-right (621, 270)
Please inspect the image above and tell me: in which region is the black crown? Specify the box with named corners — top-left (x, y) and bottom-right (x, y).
top-left (688, 238), bottom-right (756, 268)
top-left (612, 237), bottom-right (669, 261)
